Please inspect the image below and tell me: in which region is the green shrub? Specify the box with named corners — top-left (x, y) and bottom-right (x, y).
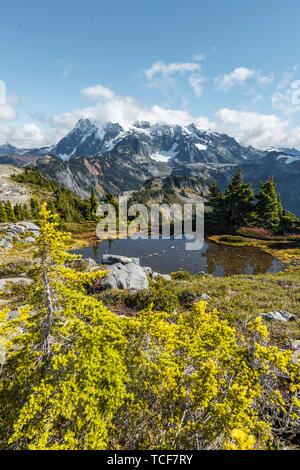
top-left (0, 260), bottom-right (33, 277)
top-left (171, 270), bottom-right (191, 281)
top-left (125, 278), bottom-right (179, 313)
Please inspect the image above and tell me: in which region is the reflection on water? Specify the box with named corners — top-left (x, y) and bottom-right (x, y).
top-left (72, 237), bottom-right (284, 276)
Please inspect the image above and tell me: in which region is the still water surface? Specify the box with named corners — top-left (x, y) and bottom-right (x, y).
top-left (72, 237), bottom-right (284, 276)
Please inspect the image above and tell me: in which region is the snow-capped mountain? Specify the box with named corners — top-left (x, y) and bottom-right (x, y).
top-left (1, 118), bottom-right (300, 215)
top-left (0, 143), bottom-right (51, 165)
top-left (51, 119), bottom-right (123, 160)
top-left (31, 118), bottom-right (264, 199)
top-left (0, 143), bottom-right (21, 156)
top-left (51, 118), bottom-right (264, 164)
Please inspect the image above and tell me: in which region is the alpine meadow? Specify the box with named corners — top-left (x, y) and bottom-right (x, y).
top-left (0, 0), bottom-right (300, 458)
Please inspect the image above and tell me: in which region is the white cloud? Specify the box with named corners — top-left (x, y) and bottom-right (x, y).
top-left (277, 66), bottom-right (298, 90)
top-left (4, 77), bottom-right (300, 150)
top-left (215, 67), bottom-right (273, 90)
top-left (14, 123), bottom-right (47, 147)
top-left (0, 103), bottom-right (17, 121)
top-left (81, 84), bottom-right (115, 101)
top-left (193, 52), bottom-right (206, 62)
top-left (272, 80), bottom-right (300, 114)
top-left (188, 74), bottom-right (205, 98)
top-left (51, 87), bottom-right (216, 134)
top-left (144, 61), bottom-right (200, 80)
top-left (0, 122), bottom-right (48, 147)
top-left (216, 67), bottom-right (255, 89)
top-left (194, 116), bottom-right (216, 130)
top-left (217, 108), bottom-right (291, 148)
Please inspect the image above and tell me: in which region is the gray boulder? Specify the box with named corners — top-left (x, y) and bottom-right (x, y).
top-left (83, 258), bottom-right (98, 270)
top-left (261, 311), bottom-right (296, 322)
top-left (7, 309), bottom-right (20, 320)
top-left (290, 340), bottom-right (300, 365)
top-left (95, 262), bottom-right (148, 291)
top-left (143, 266), bottom-right (153, 275)
top-left (0, 239), bottom-right (12, 250)
top-left (18, 222), bottom-right (40, 233)
top-left (24, 237), bottom-right (36, 244)
top-left (102, 254), bottom-right (140, 266)
top-left (152, 272), bottom-right (172, 281)
top-left (5, 234), bottom-right (20, 242)
top-left (291, 340), bottom-right (300, 350)
top-left (200, 294), bottom-right (211, 301)
top-left (7, 224), bottom-right (26, 235)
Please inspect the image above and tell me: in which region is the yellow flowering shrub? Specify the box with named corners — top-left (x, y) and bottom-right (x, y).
top-left (114, 302), bottom-right (300, 450)
top-left (0, 204), bottom-right (299, 450)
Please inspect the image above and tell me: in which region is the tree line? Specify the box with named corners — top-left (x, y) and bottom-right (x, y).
top-left (208, 171), bottom-right (300, 233)
top-left (0, 169), bottom-right (99, 223)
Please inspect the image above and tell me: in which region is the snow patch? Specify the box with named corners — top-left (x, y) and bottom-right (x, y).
top-left (59, 153), bottom-right (71, 161)
top-left (195, 143), bottom-right (207, 151)
top-left (150, 143), bottom-right (178, 162)
top-left (276, 154), bottom-right (300, 164)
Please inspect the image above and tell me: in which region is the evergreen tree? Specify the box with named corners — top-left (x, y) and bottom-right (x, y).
top-left (14, 204), bottom-right (21, 221)
top-left (14, 169), bottom-right (91, 223)
top-left (279, 208), bottom-right (300, 234)
top-left (256, 177), bottom-right (282, 230)
top-left (30, 198), bottom-right (40, 220)
top-left (0, 204), bottom-right (127, 449)
top-left (21, 204), bottom-right (30, 220)
top-left (0, 202), bottom-right (8, 223)
top-left (207, 180), bottom-right (225, 224)
top-left (89, 188), bottom-right (98, 221)
top-left (4, 201), bottom-right (16, 222)
top-left (223, 171), bottom-right (254, 228)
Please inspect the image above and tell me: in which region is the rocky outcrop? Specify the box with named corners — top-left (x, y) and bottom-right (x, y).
top-left (290, 340), bottom-right (300, 364)
top-left (0, 165), bottom-right (30, 205)
top-left (261, 311), bottom-right (296, 322)
top-left (96, 262), bottom-right (149, 291)
top-left (0, 239), bottom-right (12, 251)
top-left (0, 222), bottom-right (40, 252)
top-left (102, 254), bottom-right (140, 266)
top-left (91, 254), bottom-right (177, 292)
top-left (152, 272), bottom-right (172, 281)
top-left (19, 222), bottom-right (40, 234)
top-left (0, 277), bottom-right (33, 292)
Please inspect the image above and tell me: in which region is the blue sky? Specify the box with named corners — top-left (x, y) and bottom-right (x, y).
top-left (1, 0), bottom-right (300, 148)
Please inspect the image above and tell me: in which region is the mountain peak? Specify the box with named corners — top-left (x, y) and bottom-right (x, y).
top-left (50, 118), bottom-right (266, 164)
top-left (133, 121), bottom-right (151, 129)
top-left (0, 142), bottom-right (20, 156)
top-left (74, 118), bottom-right (98, 133)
